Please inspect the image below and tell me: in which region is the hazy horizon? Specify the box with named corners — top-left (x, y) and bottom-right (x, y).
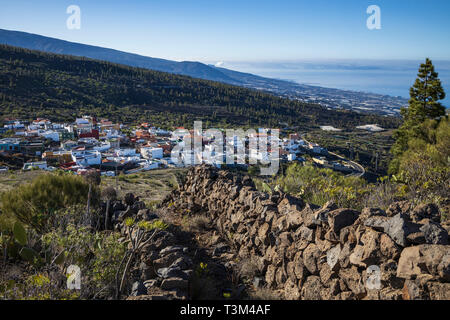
top-left (208, 59), bottom-right (450, 105)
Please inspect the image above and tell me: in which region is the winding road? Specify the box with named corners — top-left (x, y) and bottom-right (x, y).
top-left (300, 133), bottom-right (365, 178)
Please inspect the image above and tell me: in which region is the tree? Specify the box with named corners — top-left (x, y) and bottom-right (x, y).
top-left (408, 58), bottom-right (446, 122)
top-left (390, 58), bottom-right (446, 173)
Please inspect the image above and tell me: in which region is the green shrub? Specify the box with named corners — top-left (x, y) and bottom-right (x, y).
top-left (1, 174), bottom-right (99, 233)
top-left (274, 163), bottom-right (369, 209)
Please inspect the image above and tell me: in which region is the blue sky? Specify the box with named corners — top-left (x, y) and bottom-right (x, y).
top-left (1, 0), bottom-right (450, 62)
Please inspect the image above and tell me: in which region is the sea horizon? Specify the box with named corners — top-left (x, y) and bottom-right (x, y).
top-left (211, 59), bottom-right (450, 107)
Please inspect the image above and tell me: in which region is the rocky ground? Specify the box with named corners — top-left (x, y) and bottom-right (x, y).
top-left (108, 191), bottom-right (245, 300)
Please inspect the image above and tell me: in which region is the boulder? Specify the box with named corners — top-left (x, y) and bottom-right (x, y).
top-left (160, 246), bottom-right (186, 256)
top-left (265, 264), bottom-right (277, 288)
top-left (319, 262), bottom-right (337, 285)
top-left (383, 214), bottom-right (421, 247)
top-left (284, 278), bottom-right (301, 300)
top-left (420, 222), bottom-right (448, 245)
top-left (349, 229), bottom-right (381, 268)
top-left (301, 204), bottom-right (321, 228)
top-left (298, 226), bottom-right (315, 242)
top-left (313, 201), bottom-right (338, 224)
top-left (397, 245), bottom-right (450, 281)
top-left (301, 276), bottom-right (324, 300)
top-left (427, 282), bottom-right (450, 300)
top-left (386, 201), bottom-right (413, 217)
top-left (213, 243), bottom-right (230, 256)
top-left (379, 233), bottom-right (400, 259)
top-left (160, 277), bottom-right (188, 290)
top-left (363, 216), bottom-right (390, 231)
top-left (326, 244), bottom-right (341, 271)
top-left (411, 203), bottom-right (441, 223)
top-left (157, 267), bottom-right (190, 280)
top-left (339, 266), bottom-right (366, 299)
top-left (153, 252), bottom-right (184, 270)
top-left (124, 193), bottom-right (135, 206)
top-left (303, 243), bottom-right (321, 275)
top-left (327, 209), bottom-right (360, 234)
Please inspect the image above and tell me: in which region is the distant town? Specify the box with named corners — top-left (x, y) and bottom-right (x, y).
top-left (0, 116), bottom-right (365, 177)
top-left (264, 82), bottom-right (408, 116)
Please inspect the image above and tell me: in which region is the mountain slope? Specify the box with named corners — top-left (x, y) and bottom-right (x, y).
top-left (0, 29), bottom-right (407, 116)
top-left (0, 29), bottom-right (243, 84)
top-left (0, 44), bottom-right (400, 130)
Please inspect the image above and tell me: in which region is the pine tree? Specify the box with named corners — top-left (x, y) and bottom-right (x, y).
top-left (407, 58), bottom-right (446, 123)
top-left (390, 58), bottom-right (446, 173)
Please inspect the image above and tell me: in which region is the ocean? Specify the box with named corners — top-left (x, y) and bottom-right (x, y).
top-left (221, 60), bottom-right (450, 107)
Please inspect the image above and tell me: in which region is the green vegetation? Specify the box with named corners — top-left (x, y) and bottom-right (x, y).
top-left (390, 58), bottom-right (447, 173)
top-left (1, 204), bottom-right (126, 299)
top-left (389, 58), bottom-right (449, 204)
top-left (305, 129), bottom-right (395, 177)
top-left (273, 163), bottom-right (369, 209)
top-left (0, 169), bottom-right (181, 300)
top-left (261, 59), bottom-right (449, 217)
top-left (393, 117), bottom-right (449, 204)
top-left (1, 173), bottom-right (98, 233)
top-left (0, 44), bottom-right (399, 130)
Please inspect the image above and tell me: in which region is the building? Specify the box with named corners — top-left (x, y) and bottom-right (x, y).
top-left (78, 129), bottom-right (99, 140)
top-left (108, 138), bottom-right (120, 149)
top-left (42, 151), bottom-right (73, 164)
top-left (23, 161), bottom-right (48, 171)
top-left (115, 148), bottom-right (137, 157)
top-left (0, 138), bottom-right (21, 152)
top-left (62, 140), bottom-right (78, 151)
top-left (141, 147), bottom-right (163, 159)
top-left (0, 166), bottom-right (9, 173)
top-left (40, 131), bottom-right (60, 142)
top-left (287, 153), bottom-right (297, 161)
top-left (71, 150), bottom-right (102, 167)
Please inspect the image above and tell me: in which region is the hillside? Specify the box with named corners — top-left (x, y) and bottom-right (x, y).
top-left (0, 44), bottom-right (399, 130)
top-left (0, 29), bottom-right (408, 116)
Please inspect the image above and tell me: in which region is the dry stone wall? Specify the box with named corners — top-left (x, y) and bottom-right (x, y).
top-left (163, 165), bottom-right (450, 300)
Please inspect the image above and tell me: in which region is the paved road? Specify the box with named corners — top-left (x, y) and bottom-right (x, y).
top-left (300, 133), bottom-right (365, 178)
top-left (328, 150), bottom-right (365, 178)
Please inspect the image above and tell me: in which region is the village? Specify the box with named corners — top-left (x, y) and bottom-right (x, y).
top-left (0, 116), bottom-right (362, 177)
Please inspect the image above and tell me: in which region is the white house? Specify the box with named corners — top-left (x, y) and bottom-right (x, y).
top-left (115, 148), bottom-right (137, 157)
top-left (141, 147), bottom-right (163, 159)
top-left (93, 141), bottom-right (111, 152)
top-left (40, 131), bottom-right (60, 142)
top-left (71, 150), bottom-right (102, 167)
